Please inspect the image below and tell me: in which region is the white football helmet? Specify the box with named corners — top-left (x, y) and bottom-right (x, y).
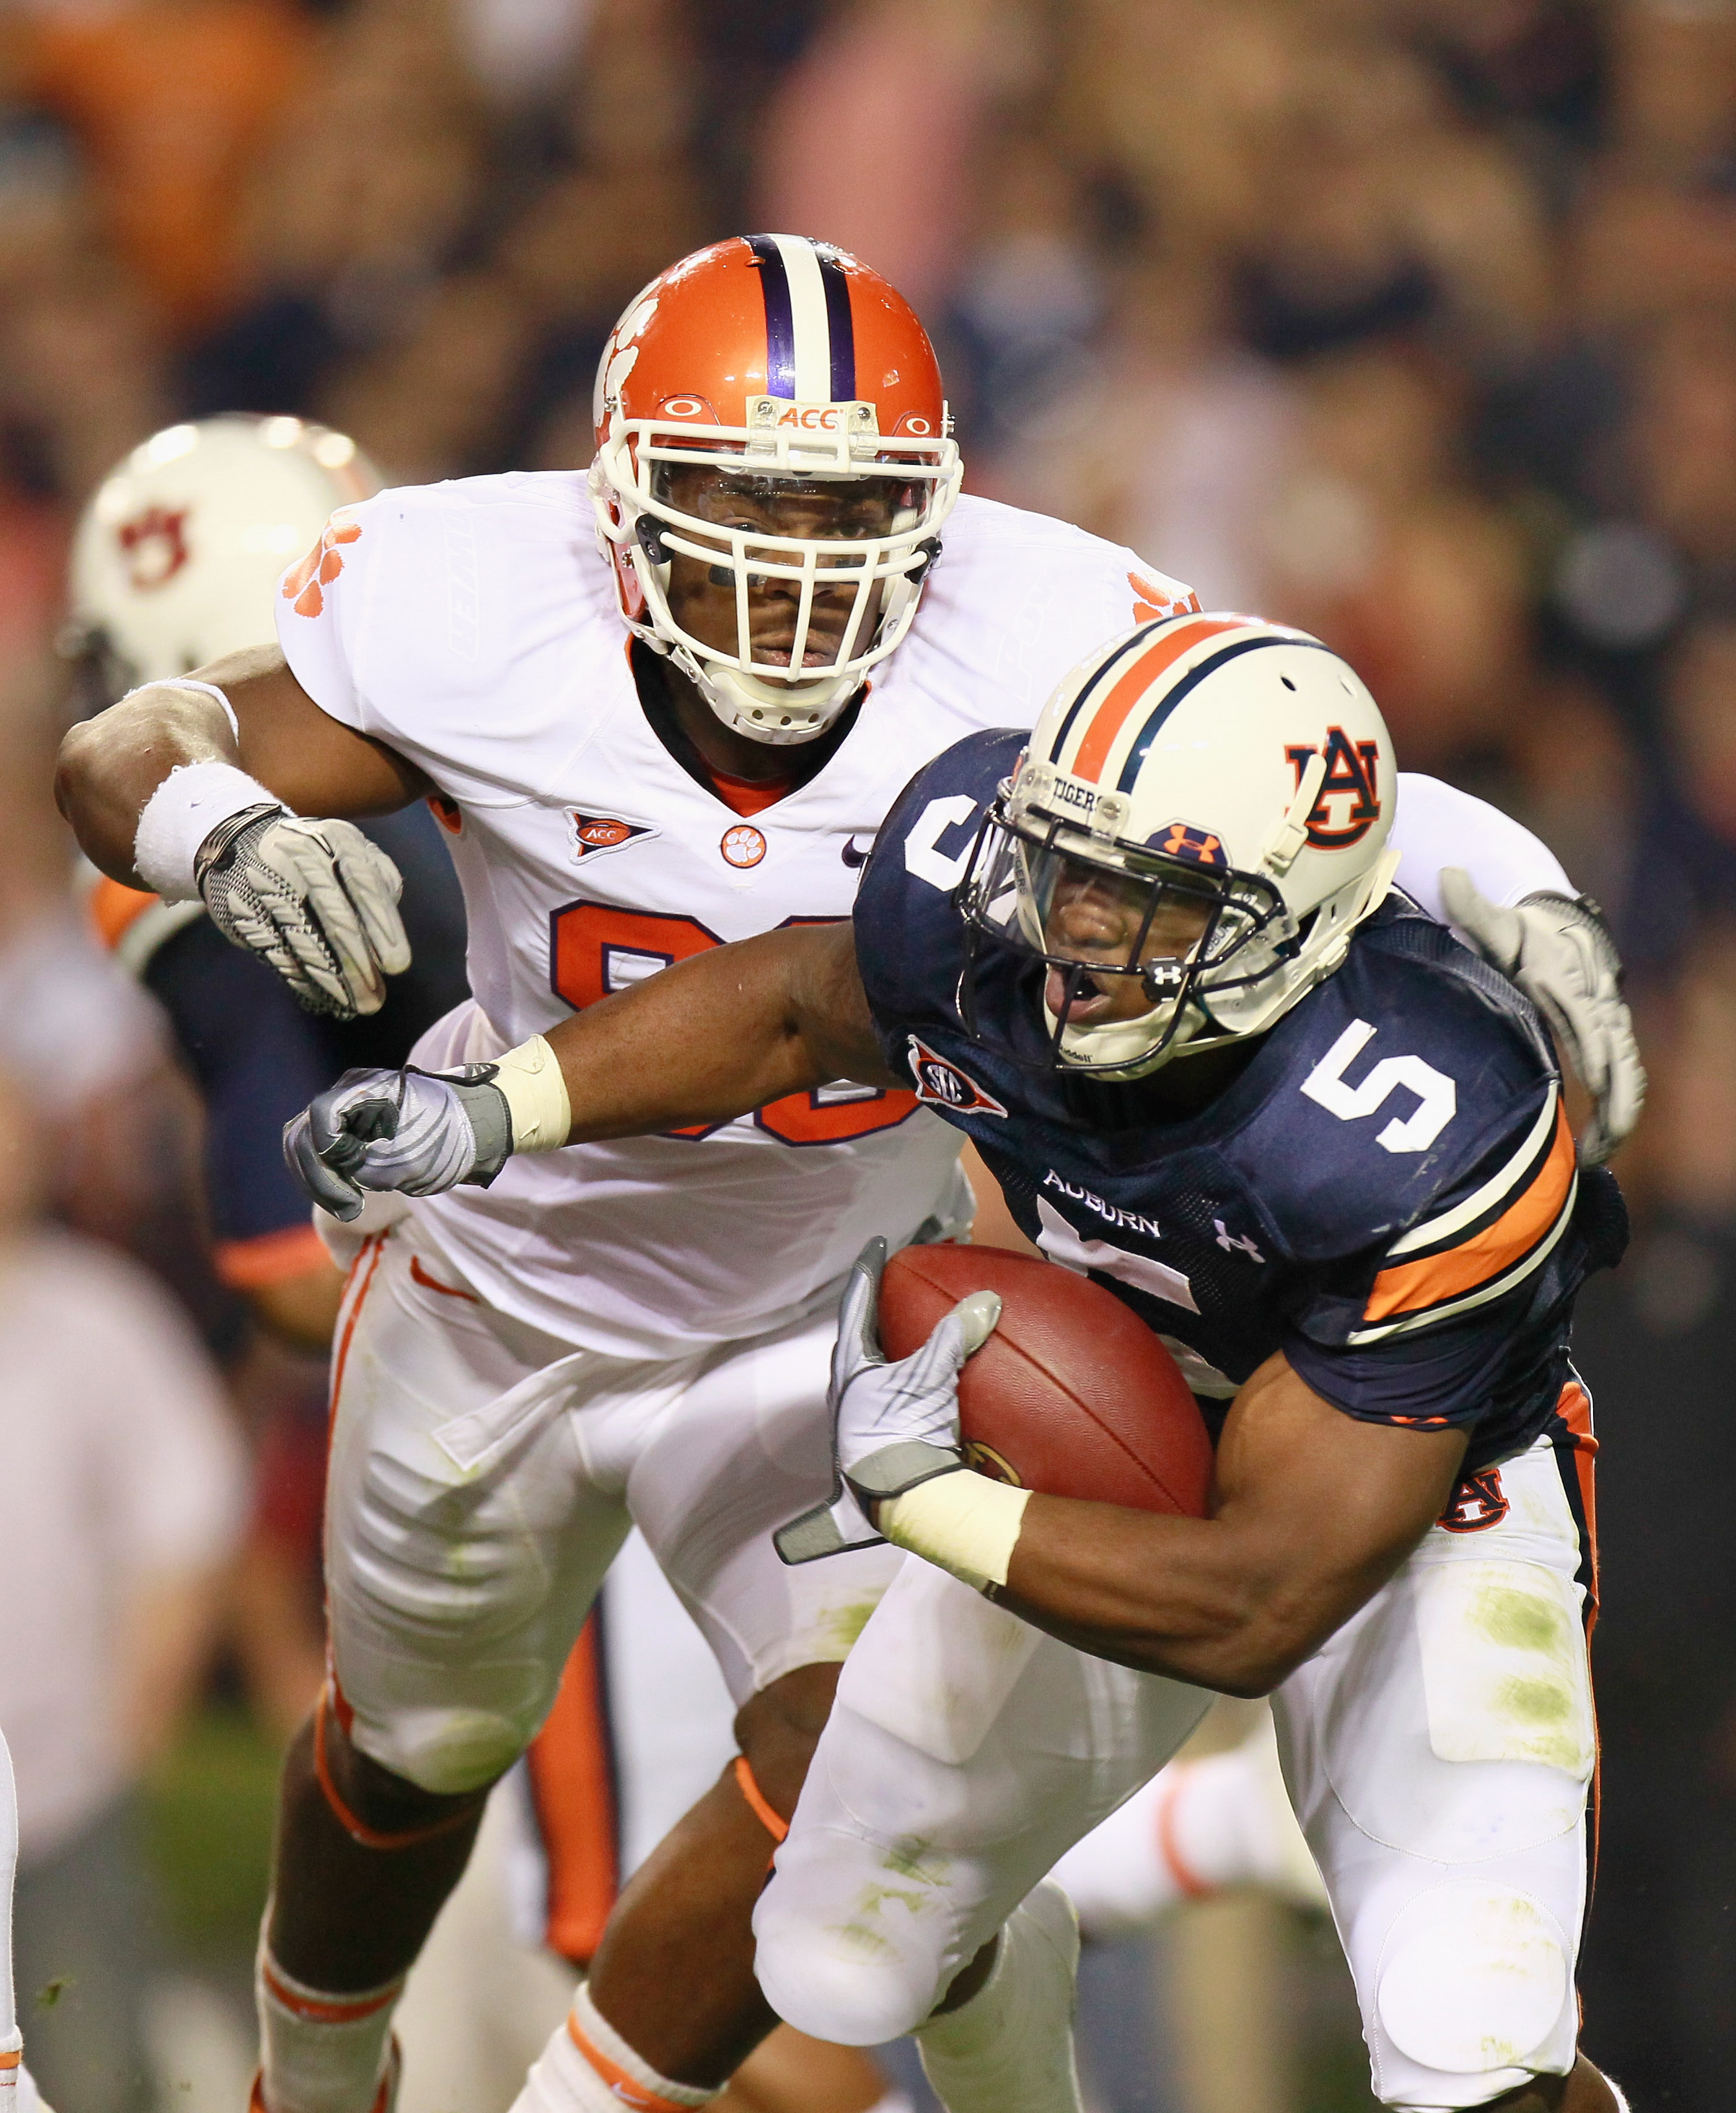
top-left (588, 234), bottom-right (963, 745)
top-left (958, 613), bottom-right (1401, 1077)
top-left (65, 414), bottom-right (382, 701)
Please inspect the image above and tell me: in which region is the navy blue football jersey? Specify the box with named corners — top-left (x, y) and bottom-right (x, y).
top-left (854, 730), bottom-right (1621, 1471)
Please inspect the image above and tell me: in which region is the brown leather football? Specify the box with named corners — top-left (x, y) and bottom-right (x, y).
top-left (878, 1243), bottom-right (1214, 1517)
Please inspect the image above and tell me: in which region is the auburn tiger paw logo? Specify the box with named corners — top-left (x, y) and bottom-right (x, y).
top-left (1438, 1466), bottom-right (1508, 1533)
top-left (283, 515), bottom-right (362, 618)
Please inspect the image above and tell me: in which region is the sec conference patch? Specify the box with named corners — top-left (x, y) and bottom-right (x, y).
top-left (906, 1036), bottom-right (1007, 1116)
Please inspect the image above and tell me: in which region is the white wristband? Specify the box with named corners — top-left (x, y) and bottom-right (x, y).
top-left (490, 1035), bottom-right (572, 1153)
top-left (133, 759), bottom-right (281, 902)
top-left (880, 1472), bottom-right (1032, 1594)
top-left (122, 678), bottom-right (241, 742)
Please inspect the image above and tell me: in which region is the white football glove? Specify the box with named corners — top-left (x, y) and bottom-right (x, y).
top-left (194, 804), bottom-right (410, 1017)
top-left (284, 1064), bottom-right (513, 1222)
top-left (775, 1238), bottom-right (1001, 1565)
top-left (1439, 869), bottom-right (1646, 1165)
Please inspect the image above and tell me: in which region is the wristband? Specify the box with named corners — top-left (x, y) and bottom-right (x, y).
top-left (880, 1472), bottom-right (1032, 1594)
top-left (133, 759), bottom-right (282, 902)
top-left (489, 1035), bottom-right (572, 1152)
top-left (122, 678), bottom-right (241, 742)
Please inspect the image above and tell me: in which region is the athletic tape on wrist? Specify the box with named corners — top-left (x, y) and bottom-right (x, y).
top-left (880, 1473), bottom-right (1031, 1593)
top-left (133, 758), bottom-right (281, 902)
top-left (489, 1035), bottom-right (572, 1153)
top-left (124, 677), bottom-right (241, 741)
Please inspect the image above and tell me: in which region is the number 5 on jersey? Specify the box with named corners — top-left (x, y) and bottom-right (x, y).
top-left (548, 901), bottom-right (918, 1145)
top-left (1301, 1019), bottom-right (1456, 1152)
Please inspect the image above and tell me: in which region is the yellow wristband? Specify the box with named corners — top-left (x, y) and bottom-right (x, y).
top-left (880, 1473), bottom-right (1032, 1594)
top-left (491, 1036), bottom-right (572, 1153)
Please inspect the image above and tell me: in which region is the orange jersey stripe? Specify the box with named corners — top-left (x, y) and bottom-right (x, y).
top-left (215, 1222), bottom-right (333, 1290)
top-left (1069, 618), bottom-right (1247, 783)
top-left (87, 875), bottom-right (159, 951)
top-left (1365, 1103), bottom-right (1575, 1323)
top-left (527, 1622), bottom-right (618, 1965)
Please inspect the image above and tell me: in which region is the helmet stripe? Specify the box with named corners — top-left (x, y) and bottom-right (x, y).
top-left (746, 234), bottom-right (797, 397)
top-left (770, 233), bottom-right (834, 399)
top-left (1047, 622), bottom-right (1161, 761)
top-left (1069, 617), bottom-right (1247, 782)
top-left (1115, 636), bottom-right (1337, 791)
top-left (817, 248), bottom-right (856, 401)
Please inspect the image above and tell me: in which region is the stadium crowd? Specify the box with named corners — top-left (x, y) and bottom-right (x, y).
top-left (0, 0), bottom-right (1732, 2107)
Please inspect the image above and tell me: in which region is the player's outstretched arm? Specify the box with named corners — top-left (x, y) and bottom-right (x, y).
top-left (55, 646), bottom-right (429, 1016)
top-left (286, 922), bottom-right (896, 1217)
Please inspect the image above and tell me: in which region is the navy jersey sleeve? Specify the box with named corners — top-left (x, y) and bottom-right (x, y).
top-left (145, 920), bottom-right (337, 1282)
top-left (1279, 1078), bottom-right (1582, 1431)
top-left (854, 727), bottom-right (1023, 1068)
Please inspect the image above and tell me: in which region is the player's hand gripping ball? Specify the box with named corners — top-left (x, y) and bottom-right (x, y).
top-left (774, 1238), bottom-right (1212, 1565)
top-left (879, 1243), bottom-right (1213, 1516)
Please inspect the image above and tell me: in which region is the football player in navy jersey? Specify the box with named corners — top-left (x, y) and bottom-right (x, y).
top-left (291, 613), bottom-right (1630, 2113)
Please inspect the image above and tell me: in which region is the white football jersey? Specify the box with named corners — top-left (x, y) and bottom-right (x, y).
top-left (277, 477), bottom-right (1201, 1351)
top-left (278, 475), bottom-right (1574, 1354)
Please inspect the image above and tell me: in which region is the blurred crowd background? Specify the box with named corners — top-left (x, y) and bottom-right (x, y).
top-left (0, 0), bottom-right (1732, 2107)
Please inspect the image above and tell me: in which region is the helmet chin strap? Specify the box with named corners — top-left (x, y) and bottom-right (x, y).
top-left (680, 647), bottom-right (859, 746)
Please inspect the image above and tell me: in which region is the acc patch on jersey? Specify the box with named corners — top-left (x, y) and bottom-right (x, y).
top-left (906, 1036), bottom-right (1007, 1117)
top-left (568, 811), bottom-right (656, 862)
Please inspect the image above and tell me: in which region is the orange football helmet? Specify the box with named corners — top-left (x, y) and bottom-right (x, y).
top-left (590, 234), bottom-right (963, 743)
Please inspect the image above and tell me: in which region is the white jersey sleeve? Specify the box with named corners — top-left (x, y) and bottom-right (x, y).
top-left (274, 473), bottom-right (616, 807)
top-left (1390, 772), bottom-right (1574, 928)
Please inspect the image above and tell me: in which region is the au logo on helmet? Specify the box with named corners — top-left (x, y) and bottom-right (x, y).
top-left (1284, 726), bottom-right (1383, 849)
top-left (117, 506), bottom-right (190, 591)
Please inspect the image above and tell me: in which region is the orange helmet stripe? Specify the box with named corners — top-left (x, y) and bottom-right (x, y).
top-left (1069, 617), bottom-right (1247, 783)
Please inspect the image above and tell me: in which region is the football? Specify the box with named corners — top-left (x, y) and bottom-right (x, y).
top-left (878, 1244), bottom-right (1214, 1518)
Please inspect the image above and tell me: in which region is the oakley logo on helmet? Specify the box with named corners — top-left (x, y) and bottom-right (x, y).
top-left (906, 1037), bottom-right (1007, 1117)
top-left (118, 506), bottom-right (190, 591)
top-left (1284, 728), bottom-right (1383, 849)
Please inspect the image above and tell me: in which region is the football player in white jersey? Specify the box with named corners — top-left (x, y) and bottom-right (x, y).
top-left (57, 235), bottom-right (1643, 2113)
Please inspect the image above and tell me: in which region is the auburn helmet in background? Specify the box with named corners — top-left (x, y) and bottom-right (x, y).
top-left (590, 233), bottom-right (964, 744)
top-left (65, 414), bottom-right (381, 707)
top-left (958, 612), bottom-right (1401, 1077)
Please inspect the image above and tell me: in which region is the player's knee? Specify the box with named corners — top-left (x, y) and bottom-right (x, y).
top-left (346, 1704), bottom-right (526, 1801)
top-left (753, 1919), bottom-right (928, 2046)
top-left (734, 1660), bottom-right (842, 1823)
top-left (1373, 1882), bottom-right (1575, 2109)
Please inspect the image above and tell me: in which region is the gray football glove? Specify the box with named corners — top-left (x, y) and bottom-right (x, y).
top-left (284, 1064), bottom-right (513, 1222)
top-left (195, 805), bottom-right (411, 1018)
top-left (1439, 869), bottom-right (1645, 1165)
top-left (775, 1238), bottom-right (1000, 1565)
